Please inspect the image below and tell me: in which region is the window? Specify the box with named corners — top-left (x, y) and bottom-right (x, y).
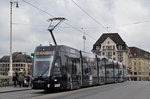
top-left (134, 62), bottom-right (136, 66)
top-left (113, 46), bottom-right (115, 50)
top-left (96, 46), bottom-right (100, 50)
top-left (108, 46), bottom-right (112, 50)
top-left (118, 52), bottom-right (123, 56)
top-left (53, 58), bottom-right (61, 75)
top-left (108, 52), bottom-right (112, 56)
top-left (118, 45), bottom-right (122, 50)
top-left (128, 62), bottom-right (132, 65)
top-left (134, 72), bottom-right (137, 75)
top-left (103, 52), bottom-right (105, 55)
top-left (139, 72), bottom-right (141, 75)
top-left (113, 52), bottom-right (115, 55)
top-left (113, 58), bottom-right (116, 60)
top-left (134, 67), bottom-right (136, 70)
top-left (103, 46), bottom-right (105, 50)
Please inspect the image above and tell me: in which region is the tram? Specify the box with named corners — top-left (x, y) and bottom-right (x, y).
top-left (31, 45), bottom-right (126, 90)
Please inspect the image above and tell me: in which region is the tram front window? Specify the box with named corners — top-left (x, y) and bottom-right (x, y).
top-left (33, 56), bottom-right (53, 77)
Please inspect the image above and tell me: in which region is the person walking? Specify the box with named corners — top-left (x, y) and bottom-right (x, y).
top-left (12, 71), bottom-right (17, 87)
top-left (18, 69), bottom-right (25, 87)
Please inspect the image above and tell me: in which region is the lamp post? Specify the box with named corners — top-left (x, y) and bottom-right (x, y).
top-left (82, 28), bottom-right (86, 52)
top-left (9, 0), bottom-right (19, 76)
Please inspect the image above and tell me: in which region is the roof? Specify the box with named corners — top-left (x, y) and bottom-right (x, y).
top-left (94, 33), bottom-right (125, 45)
top-left (0, 52), bottom-right (32, 63)
top-left (129, 47), bottom-right (150, 59)
top-left (93, 33), bottom-right (128, 50)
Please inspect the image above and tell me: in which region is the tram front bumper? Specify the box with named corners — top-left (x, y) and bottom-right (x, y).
top-left (32, 80), bottom-right (62, 90)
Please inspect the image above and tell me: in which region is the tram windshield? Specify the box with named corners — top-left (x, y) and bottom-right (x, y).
top-left (33, 56), bottom-right (53, 77)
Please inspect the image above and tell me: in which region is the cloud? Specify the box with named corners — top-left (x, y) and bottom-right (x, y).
top-left (0, 0), bottom-right (150, 57)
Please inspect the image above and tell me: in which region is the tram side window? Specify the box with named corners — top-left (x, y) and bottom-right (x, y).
top-left (67, 58), bottom-right (72, 74)
top-left (83, 61), bottom-right (89, 75)
top-left (92, 62), bottom-right (97, 77)
top-left (72, 60), bottom-right (76, 75)
top-left (53, 58), bottom-right (61, 75)
top-left (67, 58), bottom-right (79, 75)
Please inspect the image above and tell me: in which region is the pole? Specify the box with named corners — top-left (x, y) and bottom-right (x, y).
top-left (104, 58), bottom-right (107, 83)
top-left (83, 34), bottom-right (85, 52)
top-left (96, 56), bottom-right (99, 84)
top-left (113, 61), bottom-right (115, 82)
top-left (79, 51), bottom-right (84, 86)
top-left (83, 36), bottom-right (85, 52)
top-left (117, 62), bottom-right (119, 82)
top-left (9, 0), bottom-right (13, 76)
top-left (123, 64), bottom-right (124, 80)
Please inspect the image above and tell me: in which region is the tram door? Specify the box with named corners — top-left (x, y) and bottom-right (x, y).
top-left (66, 57), bottom-right (81, 86)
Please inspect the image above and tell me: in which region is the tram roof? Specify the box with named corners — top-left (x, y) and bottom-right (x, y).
top-left (35, 45), bottom-right (80, 54)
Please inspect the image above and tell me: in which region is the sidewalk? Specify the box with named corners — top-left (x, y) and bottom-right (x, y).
top-left (0, 86), bottom-right (31, 93)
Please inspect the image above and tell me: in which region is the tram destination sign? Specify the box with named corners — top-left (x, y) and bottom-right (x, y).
top-left (36, 51), bottom-right (53, 56)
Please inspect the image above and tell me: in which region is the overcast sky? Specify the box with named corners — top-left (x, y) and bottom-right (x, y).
top-left (0, 0), bottom-right (150, 57)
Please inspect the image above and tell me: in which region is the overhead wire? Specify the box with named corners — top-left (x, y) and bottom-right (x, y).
top-left (22, 0), bottom-right (54, 17)
top-left (71, 0), bottom-right (111, 33)
top-left (22, 0), bottom-right (96, 41)
top-left (13, 22), bottom-right (98, 29)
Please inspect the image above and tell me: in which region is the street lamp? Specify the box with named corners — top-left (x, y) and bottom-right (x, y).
top-left (8, 0), bottom-right (19, 76)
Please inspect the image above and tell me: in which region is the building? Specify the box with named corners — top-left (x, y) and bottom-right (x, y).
top-left (128, 47), bottom-right (150, 81)
top-left (92, 33), bottom-right (129, 66)
top-left (0, 52), bottom-right (32, 76)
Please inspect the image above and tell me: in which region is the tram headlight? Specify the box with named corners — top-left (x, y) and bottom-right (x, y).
top-left (47, 84), bottom-right (50, 88)
top-left (54, 79), bottom-right (57, 82)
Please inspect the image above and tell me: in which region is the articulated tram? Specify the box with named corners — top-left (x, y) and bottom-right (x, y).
top-left (31, 45), bottom-right (126, 90)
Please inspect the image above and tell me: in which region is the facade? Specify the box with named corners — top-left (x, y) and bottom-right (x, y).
top-left (128, 47), bottom-right (150, 81)
top-left (92, 33), bottom-right (129, 66)
top-left (0, 52), bottom-right (32, 76)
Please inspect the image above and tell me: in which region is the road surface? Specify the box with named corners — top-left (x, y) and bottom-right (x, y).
top-left (1, 81), bottom-right (150, 99)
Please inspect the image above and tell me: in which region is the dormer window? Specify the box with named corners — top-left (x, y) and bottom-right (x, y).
top-left (118, 45), bottom-right (122, 50)
top-left (96, 46), bottom-right (100, 50)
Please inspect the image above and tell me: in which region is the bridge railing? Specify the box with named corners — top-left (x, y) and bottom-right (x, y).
top-left (0, 76), bottom-right (12, 87)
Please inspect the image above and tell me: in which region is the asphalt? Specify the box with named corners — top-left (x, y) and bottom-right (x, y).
top-left (0, 86), bottom-right (31, 94)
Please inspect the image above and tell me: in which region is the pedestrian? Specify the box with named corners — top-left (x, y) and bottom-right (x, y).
top-left (15, 71), bottom-right (18, 86)
top-left (26, 76), bottom-right (30, 86)
top-left (18, 69), bottom-right (25, 87)
top-left (12, 71), bottom-right (17, 87)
